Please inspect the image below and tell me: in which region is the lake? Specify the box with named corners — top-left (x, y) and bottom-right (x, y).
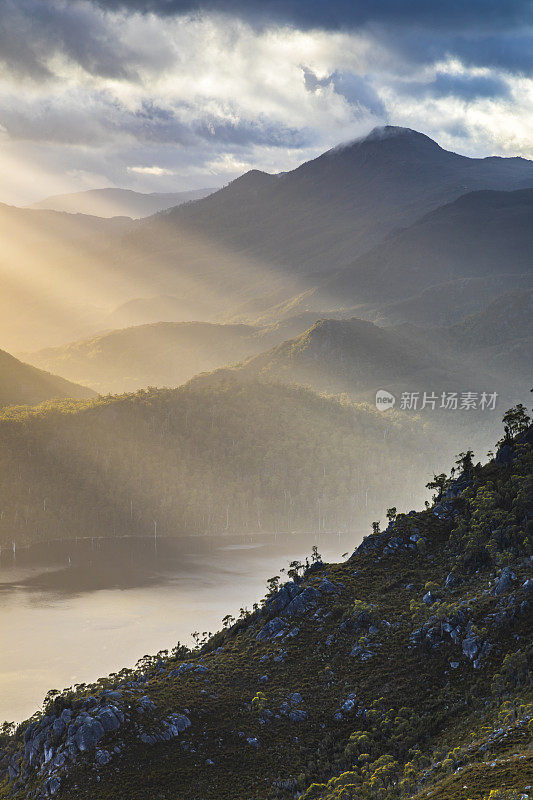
top-left (0, 532), bottom-right (352, 723)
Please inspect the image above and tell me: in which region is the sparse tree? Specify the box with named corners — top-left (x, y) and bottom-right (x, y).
top-left (425, 473), bottom-right (448, 502)
top-left (455, 450), bottom-right (474, 475)
top-left (288, 560), bottom-right (304, 580)
top-left (311, 544), bottom-right (322, 563)
top-left (266, 575), bottom-right (281, 596)
top-left (502, 404), bottom-right (531, 440)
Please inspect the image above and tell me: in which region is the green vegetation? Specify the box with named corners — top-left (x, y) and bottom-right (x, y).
top-left (0, 410), bottom-right (531, 800)
top-left (0, 377), bottom-right (435, 547)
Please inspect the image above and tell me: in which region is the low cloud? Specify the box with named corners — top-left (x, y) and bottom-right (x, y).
top-left (128, 165), bottom-right (177, 175)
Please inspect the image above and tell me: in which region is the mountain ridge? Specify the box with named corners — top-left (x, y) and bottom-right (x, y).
top-left (133, 127), bottom-right (533, 283)
top-left (0, 348), bottom-right (95, 408)
top-left (319, 188), bottom-right (533, 307)
top-left (29, 187), bottom-right (218, 219)
top-left (223, 296), bottom-right (531, 409)
top-left (20, 317), bottom-right (323, 394)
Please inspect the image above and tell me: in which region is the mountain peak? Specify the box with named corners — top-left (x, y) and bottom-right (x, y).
top-left (226, 169), bottom-right (276, 192)
top-left (364, 124), bottom-right (425, 140)
top-left (329, 125), bottom-right (446, 158)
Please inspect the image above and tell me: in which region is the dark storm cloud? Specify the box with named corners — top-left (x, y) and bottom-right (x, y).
top-left (193, 118), bottom-right (308, 148)
top-left (92, 0), bottom-right (533, 32)
top-left (372, 27), bottom-right (533, 76)
top-left (431, 73), bottom-right (511, 100)
top-left (92, 0), bottom-right (533, 76)
top-left (1, 0), bottom-right (531, 203)
top-left (1, 0), bottom-right (531, 88)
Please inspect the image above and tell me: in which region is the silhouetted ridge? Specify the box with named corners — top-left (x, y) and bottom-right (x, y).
top-left (149, 126), bottom-right (533, 284)
top-left (0, 348), bottom-right (95, 407)
top-left (221, 169), bottom-right (277, 194)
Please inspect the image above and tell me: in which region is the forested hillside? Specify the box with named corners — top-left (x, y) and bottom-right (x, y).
top-left (1, 412), bottom-right (531, 800)
top-left (21, 318), bottom-right (320, 394)
top-left (239, 318), bottom-right (467, 402)
top-left (0, 349), bottom-right (94, 408)
top-left (231, 307), bottom-right (530, 411)
top-left (0, 379), bottom-right (437, 548)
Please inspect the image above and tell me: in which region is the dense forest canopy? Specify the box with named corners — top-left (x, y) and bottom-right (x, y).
top-left (0, 379), bottom-right (439, 548)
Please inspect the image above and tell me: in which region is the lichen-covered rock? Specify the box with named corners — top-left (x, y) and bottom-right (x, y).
top-left (462, 634), bottom-right (481, 660)
top-left (493, 568), bottom-right (516, 596)
top-left (165, 714), bottom-right (191, 735)
top-left (169, 662), bottom-right (195, 677)
top-left (288, 709), bottom-right (307, 723)
top-left (74, 718), bottom-right (105, 752)
top-left (43, 776), bottom-right (61, 797)
top-left (283, 586), bottom-right (320, 617)
top-left (318, 578), bottom-right (339, 594)
top-left (350, 645), bottom-right (374, 661)
top-left (265, 582), bottom-right (301, 615)
top-left (95, 749), bottom-right (111, 766)
top-left (256, 617), bottom-right (286, 641)
top-left (445, 572), bottom-right (459, 589)
top-left (96, 707), bottom-right (122, 733)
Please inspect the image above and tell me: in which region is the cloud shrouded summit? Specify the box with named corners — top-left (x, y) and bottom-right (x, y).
top-left (0, 0), bottom-right (531, 203)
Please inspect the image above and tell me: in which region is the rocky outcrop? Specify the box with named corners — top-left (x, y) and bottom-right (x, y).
top-left (257, 617), bottom-right (286, 641)
top-left (493, 567), bottom-right (516, 595)
top-left (3, 688), bottom-right (192, 799)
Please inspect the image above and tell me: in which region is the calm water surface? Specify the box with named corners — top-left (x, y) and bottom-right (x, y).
top-left (0, 533), bottom-right (351, 723)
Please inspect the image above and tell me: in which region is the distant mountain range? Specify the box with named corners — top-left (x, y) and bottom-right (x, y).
top-left (22, 317), bottom-right (323, 393)
top-left (0, 201), bottom-right (135, 352)
top-left (21, 290), bottom-right (531, 407)
top-left (151, 127), bottom-right (533, 275)
top-left (28, 187), bottom-right (217, 219)
top-left (0, 348), bottom-right (94, 407)
top-left (229, 290), bottom-right (532, 410)
top-left (105, 295), bottom-right (221, 329)
top-left (1, 126), bottom-right (532, 354)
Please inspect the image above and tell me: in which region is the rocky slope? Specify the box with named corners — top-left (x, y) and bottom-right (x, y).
top-left (1, 416), bottom-right (531, 800)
